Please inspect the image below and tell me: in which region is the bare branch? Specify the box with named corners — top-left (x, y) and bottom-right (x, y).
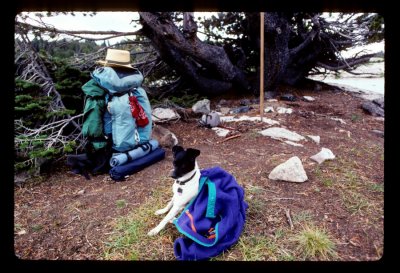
top-left (16, 21), bottom-right (143, 38)
top-left (316, 52), bottom-right (380, 71)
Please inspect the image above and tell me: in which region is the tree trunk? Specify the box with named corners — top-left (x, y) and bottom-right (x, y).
top-left (264, 13), bottom-right (291, 91)
top-left (139, 12), bottom-right (251, 96)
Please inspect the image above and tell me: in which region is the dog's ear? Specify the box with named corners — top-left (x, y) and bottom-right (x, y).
top-left (172, 145), bottom-right (184, 155)
top-left (186, 148), bottom-right (200, 159)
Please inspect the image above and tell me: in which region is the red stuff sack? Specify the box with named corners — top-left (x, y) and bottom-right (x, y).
top-left (129, 95), bottom-right (149, 127)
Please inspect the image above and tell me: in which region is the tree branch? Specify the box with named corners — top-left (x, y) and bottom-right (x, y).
top-left (16, 21), bottom-right (143, 38)
top-left (316, 52), bottom-right (380, 71)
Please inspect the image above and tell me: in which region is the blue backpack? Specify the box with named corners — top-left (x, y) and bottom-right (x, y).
top-left (91, 67), bottom-right (152, 152)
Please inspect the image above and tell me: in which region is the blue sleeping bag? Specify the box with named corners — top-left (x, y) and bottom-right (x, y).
top-left (109, 147), bottom-right (165, 181)
top-left (173, 167), bottom-right (248, 260)
top-left (109, 139), bottom-right (159, 167)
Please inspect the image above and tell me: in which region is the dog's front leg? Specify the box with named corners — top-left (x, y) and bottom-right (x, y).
top-left (154, 198), bottom-right (174, 215)
top-left (147, 205), bottom-right (181, 236)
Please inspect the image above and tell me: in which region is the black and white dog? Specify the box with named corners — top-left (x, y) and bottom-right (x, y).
top-left (148, 145), bottom-right (201, 236)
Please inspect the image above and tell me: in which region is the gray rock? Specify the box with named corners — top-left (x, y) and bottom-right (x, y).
top-left (373, 97), bottom-right (384, 109)
top-left (371, 129), bottom-right (384, 138)
top-left (280, 93), bottom-right (296, 102)
top-left (361, 101), bottom-right (384, 117)
top-left (230, 105), bottom-right (252, 114)
top-left (152, 124), bottom-right (179, 148)
top-left (268, 156), bottom-right (308, 183)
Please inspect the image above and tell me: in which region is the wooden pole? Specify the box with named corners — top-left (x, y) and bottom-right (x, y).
top-left (260, 12), bottom-right (265, 122)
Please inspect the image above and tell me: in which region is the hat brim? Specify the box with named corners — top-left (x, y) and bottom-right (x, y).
top-left (96, 60), bottom-right (134, 69)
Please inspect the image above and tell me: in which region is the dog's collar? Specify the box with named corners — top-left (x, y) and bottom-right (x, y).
top-left (176, 170), bottom-right (197, 185)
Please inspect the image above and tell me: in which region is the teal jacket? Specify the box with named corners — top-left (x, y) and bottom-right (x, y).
top-left (81, 79), bottom-right (107, 150)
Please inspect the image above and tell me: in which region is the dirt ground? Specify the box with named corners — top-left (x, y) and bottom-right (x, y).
top-left (14, 83), bottom-right (384, 261)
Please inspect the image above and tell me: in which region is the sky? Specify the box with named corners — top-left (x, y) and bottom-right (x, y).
top-left (18, 12), bottom-right (142, 44)
top-left (17, 12), bottom-right (215, 44)
top-left (34, 12), bottom-right (140, 32)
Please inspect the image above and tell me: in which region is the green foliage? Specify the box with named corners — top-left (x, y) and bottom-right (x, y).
top-left (31, 38), bottom-right (100, 59)
top-left (28, 147), bottom-right (59, 159)
top-left (45, 109), bottom-right (76, 118)
top-left (14, 82), bottom-right (53, 126)
top-left (169, 93), bottom-right (206, 108)
top-left (63, 141), bottom-right (76, 153)
top-left (15, 53), bottom-right (89, 174)
top-left (15, 79), bottom-right (41, 93)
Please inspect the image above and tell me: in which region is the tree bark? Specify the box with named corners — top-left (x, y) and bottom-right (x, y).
top-left (264, 13), bottom-right (291, 91)
top-left (139, 12), bottom-right (251, 96)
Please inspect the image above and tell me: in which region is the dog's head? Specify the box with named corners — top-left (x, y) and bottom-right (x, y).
top-left (170, 145), bottom-right (200, 179)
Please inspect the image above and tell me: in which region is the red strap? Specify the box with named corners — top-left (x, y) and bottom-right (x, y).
top-left (185, 210), bottom-right (197, 233)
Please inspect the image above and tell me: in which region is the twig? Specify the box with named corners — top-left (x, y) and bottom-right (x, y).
top-left (62, 215), bottom-right (79, 228)
top-left (216, 125), bottom-right (236, 131)
top-left (85, 234), bottom-right (98, 250)
top-left (268, 197), bottom-right (297, 201)
top-left (217, 134), bottom-right (241, 144)
top-left (285, 208), bottom-right (294, 230)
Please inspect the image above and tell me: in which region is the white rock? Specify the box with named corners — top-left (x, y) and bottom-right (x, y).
top-left (307, 135), bottom-right (320, 144)
top-left (259, 127), bottom-right (305, 142)
top-left (212, 127), bottom-right (230, 137)
top-left (192, 99), bottom-right (211, 114)
top-left (219, 107), bottom-right (230, 115)
top-left (264, 106), bottom-right (274, 113)
top-left (331, 117), bottom-right (346, 124)
top-left (284, 140), bottom-right (304, 147)
top-left (277, 107), bottom-right (293, 114)
top-left (220, 115), bottom-right (279, 125)
top-left (310, 148), bottom-right (336, 164)
top-left (17, 229), bottom-right (27, 235)
top-left (152, 108), bottom-right (180, 122)
top-left (268, 156), bottom-right (308, 183)
top-left (303, 96), bottom-right (315, 102)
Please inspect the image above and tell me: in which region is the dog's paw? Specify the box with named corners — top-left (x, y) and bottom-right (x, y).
top-left (147, 228), bottom-right (160, 236)
top-left (155, 209), bottom-right (166, 215)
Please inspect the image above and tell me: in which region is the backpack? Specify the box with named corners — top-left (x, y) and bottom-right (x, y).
top-left (81, 79), bottom-right (108, 151)
top-left (199, 111), bottom-right (221, 128)
top-left (91, 67), bottom-right (153, 150)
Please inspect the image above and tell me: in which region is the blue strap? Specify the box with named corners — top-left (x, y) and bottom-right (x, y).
top-left (205, 180), bottom-right (216, 218)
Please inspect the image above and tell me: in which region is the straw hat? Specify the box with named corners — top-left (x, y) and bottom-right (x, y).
top-left (96, 49), bottom-right (134, 69)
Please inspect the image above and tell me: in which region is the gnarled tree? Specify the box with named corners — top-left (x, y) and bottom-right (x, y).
top-left (139, 12), bottom-right (384, 94)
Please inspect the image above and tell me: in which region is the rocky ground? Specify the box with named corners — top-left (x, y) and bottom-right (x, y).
top-left (14, 82), bottom-right (384, 261)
